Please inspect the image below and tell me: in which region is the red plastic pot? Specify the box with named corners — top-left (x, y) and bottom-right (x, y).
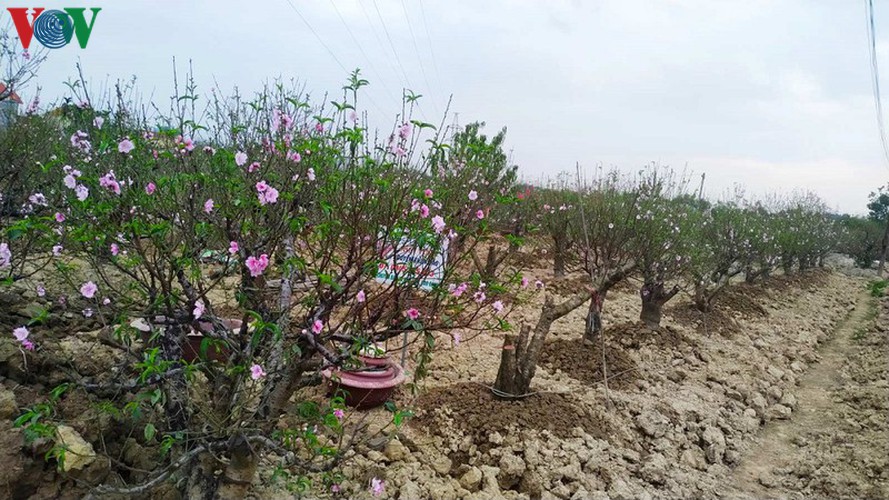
top-left (323, 362), bottom-right (406, 409)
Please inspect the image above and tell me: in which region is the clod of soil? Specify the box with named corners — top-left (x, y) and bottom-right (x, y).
top-left (602, 322), bottom-right (695, 351)
top-left (412, 382), bottom-right (609, 440)
top-left (667, 303), bottom-right (741, 337)
top-left (538, 339), bottom-right (639, 390)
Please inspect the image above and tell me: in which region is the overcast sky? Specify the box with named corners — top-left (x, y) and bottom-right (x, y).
top-left (13, 0), bottom-right (889, 214)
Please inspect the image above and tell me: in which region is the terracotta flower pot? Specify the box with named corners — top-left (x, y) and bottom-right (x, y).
top-left (322, 362), bottom-right (406, 410)
top-left (359, 354), bottom-right (392, 367)
top-left (132, 317), bottom-right (241, 363)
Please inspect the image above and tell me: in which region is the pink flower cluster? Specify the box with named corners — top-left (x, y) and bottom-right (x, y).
top-left (245, 254), bottom-right (269, 277)
top-left (118, 138), bottom-right (135, 154)
top-left (0, 243), bottom-right (11, 268)
top-left (99, 171), bottom-right (121, 195)
top-left (256, 181), bottom-right (279, 205)
top-left (12, 326), bottom-right (34, 351)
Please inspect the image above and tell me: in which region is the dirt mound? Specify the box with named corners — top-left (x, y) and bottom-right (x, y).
top-left (538, 339), bottom-right (639, 390)
top-left (546, 275), bottom-right (591, 297)
top-left (717, 287), bottom-right (769, 317)
top-left (667, 303), bottom-right (741, 337)
top-left (764, 268), bottom-right (830, 292)
top-left (603, 321), bottom-right (695, 350)
top-left (412, 382), bottom-right (609, 440)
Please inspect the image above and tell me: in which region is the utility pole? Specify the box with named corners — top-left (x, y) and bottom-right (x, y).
top-left (697, 172), bottom-right (706, 200)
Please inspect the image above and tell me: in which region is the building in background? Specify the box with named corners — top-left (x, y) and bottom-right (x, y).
top-left (0, 82), bottom-right (23, 130)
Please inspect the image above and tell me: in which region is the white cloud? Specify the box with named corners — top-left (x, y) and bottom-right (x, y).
top-left (11, 0), bottom-right (888, 213)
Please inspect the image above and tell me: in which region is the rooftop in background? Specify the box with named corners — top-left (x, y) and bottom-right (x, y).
top-left (0, 83), bottom-right (23, 104)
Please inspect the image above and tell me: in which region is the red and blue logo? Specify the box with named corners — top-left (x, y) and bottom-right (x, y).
top-left (6, 7), bottom-right (101, 49)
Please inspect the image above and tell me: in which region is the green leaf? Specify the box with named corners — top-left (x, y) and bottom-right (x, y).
top-left (144, 423), bottom-right (156, 442)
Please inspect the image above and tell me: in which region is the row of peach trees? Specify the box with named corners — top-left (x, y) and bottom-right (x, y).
top-left (1, 74), bottom-right (838, 496)
top-left (492, 171), bottom-right (837, 397)
top-left (1, 73), bottom-right (530, 498)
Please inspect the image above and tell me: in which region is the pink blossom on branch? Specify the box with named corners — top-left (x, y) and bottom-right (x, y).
top-left (245, 254), bottom-right (269, 277)
top-left (234, 151), bottom-right (248, 166)
top-left (431, 215), bottom-right (446, 234)
top-left (250, 364), bottom-right (266, 380)
top-left (145, 182), bottom-right (156, 195)
top-left (118, 138), bottom-right (135, 154)
top-left (193, 300), bottom-right (205, 319)
top-left (13, 326), bottom-right (29, 342)
top-left (312, 319), bottom-right (324, 335)
top-left (404, 308), bottom-right (420, 320)
top-left (204, 199), bottom-right (214, 214)
top-left (75, 184), bottom-right (89, 201)
top-left (0, 243), bottom-right (12, 269)
top-left (256, 181), bottom-right (279, 205)
top-left (80, 281), bottom-right (98, 299)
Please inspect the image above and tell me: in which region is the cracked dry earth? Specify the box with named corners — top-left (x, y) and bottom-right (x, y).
top-left (722, 292), bottom-right (889, 499)
top-left (253, 270), bottom-right (888, 500)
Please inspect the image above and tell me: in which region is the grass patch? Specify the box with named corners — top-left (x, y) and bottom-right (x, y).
top-left (852, 299), bottom-right (879, 342)
top-left (867, 279), bottom-right (889, 298)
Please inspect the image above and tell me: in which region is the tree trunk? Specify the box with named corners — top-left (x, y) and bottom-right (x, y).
top-left (782, 253), bottom-right (794, 275)
top-left (693, 284), bottom-right (711, 313)
top-left (583, 292), bottom-right (604, 345)
top-left (639, 282), bottom-right (680, 329)
top-left (493, 291), bottom-right (591, 397)
top-left (581, 265), bottom-right (636, 345)
top-left (215, 437), bottom-right (258, 500)
top-left (553, 243), bottom-right (567, 278)
top-left (878, 218), bottom-right (889, 277)
top-left (160, 325), bottom-right (189, 431)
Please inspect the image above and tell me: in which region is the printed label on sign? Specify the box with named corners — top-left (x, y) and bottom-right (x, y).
top-left (375, 234), bottom-right (448, 292)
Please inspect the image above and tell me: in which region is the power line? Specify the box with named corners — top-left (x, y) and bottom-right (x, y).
top-left (280, 0), bottom-right (388, 117)
top-left (370, 0), bottom-right (414, 90)
top-left (369, 0), bottom-right (430, 122)
top-left (417, 0), bottom-right (447, 101)
top-left (399, 0), bottom-right (440, 116)
top-left (356, 0), bottom-right (416, 115)
top-left (282, 0), bottom-right (349, 75)
top-left (326, 0), bottom-right (401, 109)
top-left (865, 0), bottom-right (889, 171)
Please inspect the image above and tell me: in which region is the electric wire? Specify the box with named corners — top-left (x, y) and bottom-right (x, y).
top-left (865, 0), bottom-right (889, 172)
top-left (326, 0), bottom-right (401, 109)
top-left (399, 0), bottom-right (440, 117)
top-left (280, 0), bottom-right (388, 117)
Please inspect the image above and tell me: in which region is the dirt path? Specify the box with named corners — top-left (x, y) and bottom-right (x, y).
top-left (723, 291), bottom-right (886, 499)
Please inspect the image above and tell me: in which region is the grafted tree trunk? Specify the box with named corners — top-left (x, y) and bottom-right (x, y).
top-left (639, 281), bottom-right (680, 329)
top-left (552, 234), bottom-right (569, 278)
top-left (215, 437), bottom-right (259, 500)
top-left (160, 324), bottom-right (189, 431)
top-left (493, 291), bottom-right (591, 397)
top-left (781, 253), bottom-right (794, 275)
top-left (582, 265), bottom-right (636, 345)
top-left (583, 292), bottom-right (604, 345)
top-left (693, 283), bottom-right (712, 313)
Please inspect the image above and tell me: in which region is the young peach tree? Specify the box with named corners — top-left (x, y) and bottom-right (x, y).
top-left (9, 74), bottom-right (518, 498)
